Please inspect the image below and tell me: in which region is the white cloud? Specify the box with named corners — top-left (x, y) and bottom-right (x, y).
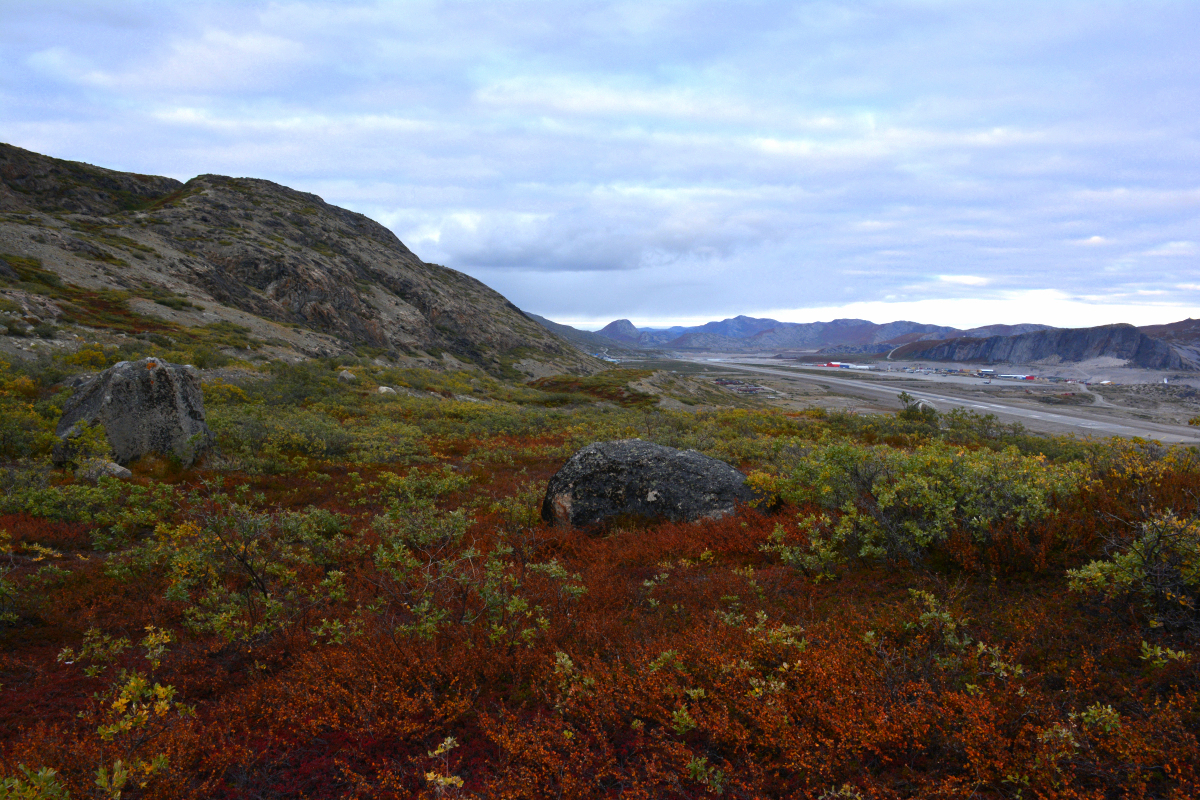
top-left (1145, 241), bottom-right (1197, 256)
top-left (938, 275), bottom-right (990, 286)
top-left (755, 291), bottom-right (1200, 330)
top-left (93, 29), bottom-right (305, 92)
top-left (26, 46), bottom-right (94, 81)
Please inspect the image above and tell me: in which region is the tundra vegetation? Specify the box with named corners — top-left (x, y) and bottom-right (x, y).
top-left (1, 340), bottom-right (1199, 799)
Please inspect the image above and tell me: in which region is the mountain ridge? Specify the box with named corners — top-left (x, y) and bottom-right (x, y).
top-left (585, 314), bottom-right (1055, 353)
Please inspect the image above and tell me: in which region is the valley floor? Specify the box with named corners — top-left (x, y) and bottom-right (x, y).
top-left (674, 356), bottom-right (1200, 444)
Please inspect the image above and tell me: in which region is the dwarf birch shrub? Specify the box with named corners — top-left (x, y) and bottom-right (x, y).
top-left (111, 485), bottom-right (350, 642)
top-left (370, 504), bottom-right (473, 640)
top-left (0, 363), bottom-right (59, 459)
top-left (1, 472), bottom-right (179, 549)
top-left (1068, 512), bottom-right (1200, 635)
top-left (369, 497), bottom-right (583, 647)
top-left (210, 406), bottom-right (354, 458)
top-left (765, 440), bottom-right (1086, 572)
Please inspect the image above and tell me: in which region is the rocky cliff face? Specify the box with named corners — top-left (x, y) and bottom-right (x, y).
top-left (0, 143), bottom-right (597, 375)
top-left (893, 324), bottom-right (1193, 370)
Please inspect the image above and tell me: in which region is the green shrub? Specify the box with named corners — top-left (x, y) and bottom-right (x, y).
top-left (210, 406), bottom-right (354, 461)
top-left (764, 440), bottom-right (1086, 575)
top-left (190, 345), bottom-right (231, 369)
top-left (1068, 512), bottom-right (1200, 634)
top-left (115, 488), bottom-right (350, 642)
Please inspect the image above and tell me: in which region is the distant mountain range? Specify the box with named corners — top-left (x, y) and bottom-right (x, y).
top-left (529, 314), bottom-right (1200, 370)
top-left (591, 315), bottom-right (1053, 354)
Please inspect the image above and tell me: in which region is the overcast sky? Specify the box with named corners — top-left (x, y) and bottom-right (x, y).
top-left (4, 1), bottom-right (1199, 329)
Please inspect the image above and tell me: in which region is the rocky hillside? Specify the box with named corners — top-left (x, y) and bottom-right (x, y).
top-left (0, 143), bottom-right (597, 376)
top-left (891, 323), bottom-right (1194, 370)
top-left (1138, 318), bottom-right (1200, 366)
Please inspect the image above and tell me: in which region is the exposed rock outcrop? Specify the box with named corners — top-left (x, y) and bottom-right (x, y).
top-left (53, 357), bottom-right (213, 467)
top-left (892, 324), bottom-right (1193, 370)
top-left (541, 439), bottom-right (755, 528)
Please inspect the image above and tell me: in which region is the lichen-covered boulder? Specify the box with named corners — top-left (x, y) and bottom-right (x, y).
top-left (53, 357), bottom-right (213, 467)
top-left (541, 439), bottom-right (755, 528)
top-left (77, 460), bottom-right (133, 482)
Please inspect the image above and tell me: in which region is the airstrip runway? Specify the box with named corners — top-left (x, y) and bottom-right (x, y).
top-left (689, 359), bottom-right (1200, 445)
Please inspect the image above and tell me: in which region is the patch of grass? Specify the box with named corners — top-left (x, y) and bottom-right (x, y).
top-left (154, 297), bottom-right (199, 311)
top-left (60, 288), bottom-right (176, 334)
top-left (137, 283), bottom-right (203, 312)
top-left (132, 185), bottom-right (201, 212)
top-left (67, 221), bottom-right (158, 256)
top-left (0, 253), bottom-right (63, 289)
top-left (189, 320), bottom-right (256, 350)
top-left (530, 368), bottom-right (657, 407)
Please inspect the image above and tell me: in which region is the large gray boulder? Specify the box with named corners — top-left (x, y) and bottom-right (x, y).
top-left (542, 439), bottom-right (754, 528)
top-left (53, 357), bottom-right (213, 467)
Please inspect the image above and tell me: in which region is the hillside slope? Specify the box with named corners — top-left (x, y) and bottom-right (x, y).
top-left (0, 143), bottom-right (597, 376)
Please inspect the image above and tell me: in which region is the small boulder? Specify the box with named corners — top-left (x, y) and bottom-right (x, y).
top-left (53, 357), bottom-right (213, 468)
top-left (378, 385), bottom-right (397, 394)
top-left (77, 460), bottom-right (133, 482)
top-left (338, 369), bottom-right (357, 383)
top-left (542, 439), bottom-right (755, 528)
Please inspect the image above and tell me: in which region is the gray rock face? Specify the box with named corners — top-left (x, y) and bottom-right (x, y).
top-left (338, 369), bottom-right (357, 383)
top-left (542, 439), bottom-right (754, 528)
top-left (898, 324), bottom-right (1193, 370)
top-left (53, 358), bottom-right (213, 467)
